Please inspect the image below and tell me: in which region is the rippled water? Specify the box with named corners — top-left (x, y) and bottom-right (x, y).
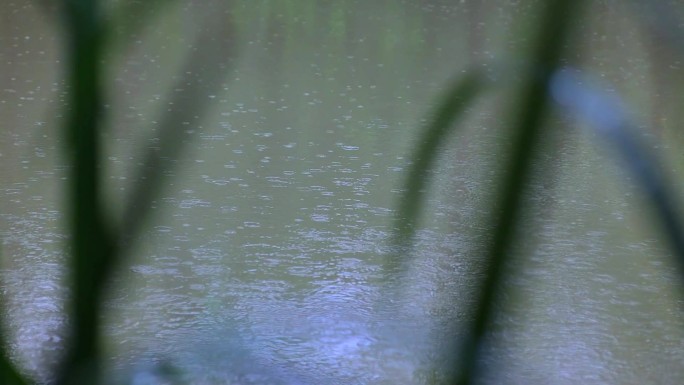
top-left (2, 1), bottom-right (684, 384)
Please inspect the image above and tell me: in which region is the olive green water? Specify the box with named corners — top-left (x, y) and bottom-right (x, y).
top-left (2, 1), bottom-right (684, 384)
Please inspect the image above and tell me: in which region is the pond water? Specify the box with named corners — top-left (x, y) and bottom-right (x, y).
top-left (2, 1), bottom-right (684, 384)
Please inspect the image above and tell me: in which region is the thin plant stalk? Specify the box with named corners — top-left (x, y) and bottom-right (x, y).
top-left (388, 70), bottom-right (485, 275)
top-left (54, 2), bottom-right (234, 383)
top-left (117, 10), bottom-right (235, 258)
top-left (551, 69), bottom-right (684, 289)
top-left (451, 1), bottom-right (584, 384)
top-left (0, 295), bottom-right (30, 385)
top-left (56, 0), bottom-right (113, 383)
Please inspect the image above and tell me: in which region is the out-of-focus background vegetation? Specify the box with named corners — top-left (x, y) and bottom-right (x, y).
top-left (1, 0), bottom-right (684, 384)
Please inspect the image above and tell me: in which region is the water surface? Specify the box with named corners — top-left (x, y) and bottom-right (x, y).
top-left (1, 1), bottom-right (684, 384)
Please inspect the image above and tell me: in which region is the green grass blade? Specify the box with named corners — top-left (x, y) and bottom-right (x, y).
top-left (449, 1), bottom-right (585, 384)
top-left (551, 69), bottom-right (684, 289)
top-left (116, 11), bottom-right (235, 258)
top-left (0, 246), bottom-right (31, 385)
top-left (53, 3), bottom-right (235, 383)
top-left (387, 70), bottom-right (485, 274)
top-left (105, 0), bottom-right (176, 52)
top-left (56, 0), bottom-right (112, 384)
top-left (52, 3), bottom-right (234, 383)
top-left (0, 359), bottom-right (30, 385)
top-left (0, 300), bottom-right (31, 385)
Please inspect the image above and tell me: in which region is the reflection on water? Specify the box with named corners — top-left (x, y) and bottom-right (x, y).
top-left (2, 0), bottom-right (684, 384)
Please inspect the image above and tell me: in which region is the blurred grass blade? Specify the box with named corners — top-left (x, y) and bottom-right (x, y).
top-left (57, 0), bottom-right (112, 384)
top-left (450, 1), bottom-right (584, 385)
top-left (388, 70), bottom-right (485, 273)
top-left (0, 247), bottom-right (31, 385)
top-left (551, 68), bottom-right (684, 281)
top-left (0, 359), bottom-right (29, 385)
top-left (55, 3), bottom-right (234, 384)
top-left (105, 0), bottom-right (175, 51)
top-left (0, 305), bottom-right (30, 385)
top-left (117, 7), bottom-right (235, 257)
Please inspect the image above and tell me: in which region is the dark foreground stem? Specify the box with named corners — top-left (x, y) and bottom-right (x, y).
top-left (451, 1), bottom-right (584, 384)
top-left (57, 1), bottom-right (112, 384)
top-left (388, 70), bottom-right (485, 277)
